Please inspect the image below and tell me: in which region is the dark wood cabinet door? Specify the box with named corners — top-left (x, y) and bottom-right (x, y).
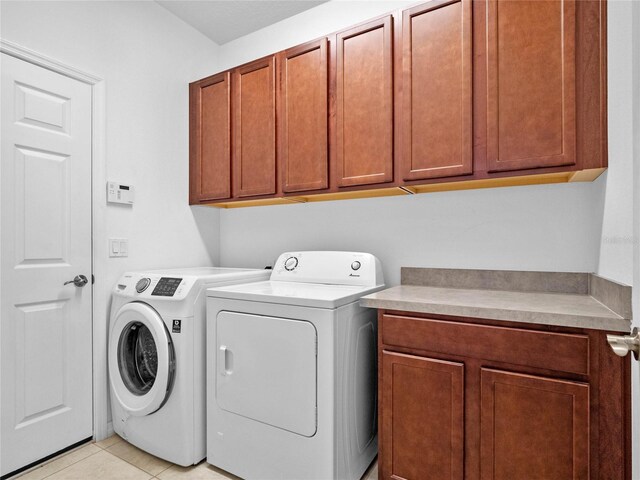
top-left (278, 39), bottom-right (329, 193)
top-left (335, 16), bottom-right (394, 187)
top-left (480, 368), bottom-right (589, 480)
top-left (486, 0), bottom-right (576, 172)
top-left (189, 72), bottom-right (231, 203)
top-left (402, 0), bottom-right (472, 181)
top-left (232, 56), bottom-right (277, 197)
top-left (381, 351), bottom-right (464, 480)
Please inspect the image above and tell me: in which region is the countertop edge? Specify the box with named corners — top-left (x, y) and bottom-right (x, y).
top-left (359, 296), bottom-right (630, 333)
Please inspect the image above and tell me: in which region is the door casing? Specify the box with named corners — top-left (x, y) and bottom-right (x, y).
top-left (0, 39), bottom-right (110, 444)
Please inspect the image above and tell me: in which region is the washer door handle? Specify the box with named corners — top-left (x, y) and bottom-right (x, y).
top-left (219, 345), bottom-right (233, 376)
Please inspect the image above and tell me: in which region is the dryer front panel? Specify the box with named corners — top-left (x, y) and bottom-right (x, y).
top-left (216, 311), bottom-right (317, 437)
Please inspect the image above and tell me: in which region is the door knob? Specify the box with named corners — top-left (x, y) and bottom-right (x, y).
top-left (64, 275), bottom-right (89, 288)
top-left (607, 328), bottom-right (640, 360)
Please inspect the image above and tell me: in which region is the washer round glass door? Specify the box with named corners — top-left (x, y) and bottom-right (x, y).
top-left (109, 302), bottom-right (175, 416)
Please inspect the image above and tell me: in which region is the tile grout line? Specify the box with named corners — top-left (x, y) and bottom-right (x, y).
top-left (99, 448), bottom-right (158, 478)
top-left (38, 447), bottom-right (103, 480)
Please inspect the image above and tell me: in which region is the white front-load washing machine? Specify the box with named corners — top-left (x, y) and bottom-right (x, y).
top-left (206, 252), bottom-right (385, 480)
top-left (108, 267), bottom-right (270, 466)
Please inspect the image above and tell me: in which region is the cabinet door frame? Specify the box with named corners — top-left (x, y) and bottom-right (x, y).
top-left (401, 0), bottom-right (473, 181)
top-left (232, 55), bottom-right (278, 198)
top-left (381, 350), bottom-right (464, 480)
top-left (189, 71), bottom-right (232, 203)
top-left (335, 15), bottom-right (394, 188)
top-left (486, 0), bottom-right (577, 172)
top-left (278, 38), bottom-right (329, 193)
top-left (480, 368), bottom-right (590, 480)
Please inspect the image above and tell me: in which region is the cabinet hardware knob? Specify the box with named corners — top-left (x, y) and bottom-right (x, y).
top-left (607, 328), bottom-right (640, 360)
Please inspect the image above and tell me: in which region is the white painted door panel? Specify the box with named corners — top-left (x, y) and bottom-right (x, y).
top-left (216, 311), bottom-right (317, 437)
top-left (1, 53), bottom-right (93, 476)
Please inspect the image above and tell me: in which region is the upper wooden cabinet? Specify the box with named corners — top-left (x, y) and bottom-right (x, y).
top-left (232, 56), bottom-right (277, 197)
top-left (189, 72), bottom-right (231, 203)
top-left (189, 0), bottom-right (607, 207)
top-left (402, 0), bottom-right (472, 181)
top-left (486, 0), bottom-right (576, 172)
top-left (335, 16), bottom-right (394, 188)
top-left (278, 39), bottom-right (329, 193)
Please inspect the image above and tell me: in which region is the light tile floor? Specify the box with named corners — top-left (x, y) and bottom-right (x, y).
top-left (13, 435), bottom-right (378, 480)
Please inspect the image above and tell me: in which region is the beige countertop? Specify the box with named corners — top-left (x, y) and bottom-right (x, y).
top-left (360, 284), bottom-right (630, 332)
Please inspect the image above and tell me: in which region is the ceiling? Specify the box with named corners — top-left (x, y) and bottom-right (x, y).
top-left (156, 1), bottom-right (328, 45)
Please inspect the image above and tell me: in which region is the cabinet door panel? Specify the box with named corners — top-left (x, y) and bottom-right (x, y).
top-left (279, 39), bottom-right (328, 193)
top-left (487, 0), bottom-right (576, 172)
top-left (189, 72), bottom-right (231, 202)
top-left (381, 351), bottom-right (463, 480)
top-left (232, 57), bottom-right (276, 197)
top-left (402, 0), bottom-right (472, 181)
top-left (336, 16), bottom-right (394, 187)
top-left (480, 368), bottom-right (589, 480)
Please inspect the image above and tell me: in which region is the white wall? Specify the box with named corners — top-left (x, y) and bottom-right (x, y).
top-left (217, 0), bottom-right (414, 71)
top-left (629, 0), bottom-right (640, 477)
top-left (1, 0), bottom-right (222, 297)
top-left (597, 0), bottom-right (635, 286)
top-left (217, 0), bottom-right (631, 288)
top-left (220, 184), bottom-right (601, 286)
top-left (1, 0), bottom-right (222, 431)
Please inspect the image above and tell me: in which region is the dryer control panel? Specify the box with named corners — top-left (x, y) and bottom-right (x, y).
top-left (270, 251), bottom-right (384, 287)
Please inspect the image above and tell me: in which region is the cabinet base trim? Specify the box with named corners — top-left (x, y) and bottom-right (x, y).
top-left (201, 168), bottom-right (606, 208)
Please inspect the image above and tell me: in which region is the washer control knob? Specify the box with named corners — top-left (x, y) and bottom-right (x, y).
top-left (351, 261), bottom-right (361, 271)
top-left (284, 257), bottom-right (298, 271)
top-left (136, 278), bottom-right (151, 293)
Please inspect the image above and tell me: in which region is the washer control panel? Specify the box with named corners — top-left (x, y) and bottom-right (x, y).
top-left (114, 274), bottom-right (191, 300)
top-left (151, 277), bottom-right (182, 297)
top-left (136, 278), bottom-right (151, 293)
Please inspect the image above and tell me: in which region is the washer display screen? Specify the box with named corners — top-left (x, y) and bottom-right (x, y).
top-left (151, 277), bottom-right (182, 296)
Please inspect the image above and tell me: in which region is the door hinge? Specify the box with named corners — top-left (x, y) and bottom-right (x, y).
top-left (92, 274), bottom-right (95, 285)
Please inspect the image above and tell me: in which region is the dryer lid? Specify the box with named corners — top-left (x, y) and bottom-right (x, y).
top-left (207, 281), bottom-right (384, 309)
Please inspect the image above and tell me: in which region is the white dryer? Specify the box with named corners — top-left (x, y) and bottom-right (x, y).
top-left (108, 267), bottom-right (270, 466)
top-left (206, 252), bottom-right (385, 480)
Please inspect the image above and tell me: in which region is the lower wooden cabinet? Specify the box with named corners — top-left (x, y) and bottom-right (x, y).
top-left (479, 369), bottom-right (590, 480)
top-left (378, 312), bottom-right (630, 480)
top-left (382, 352), bottom-right (464, 480)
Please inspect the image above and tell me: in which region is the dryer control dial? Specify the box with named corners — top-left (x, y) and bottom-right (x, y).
top-left (136, 277), bottom-right (151, 293)
top-left (284, 256), bottom-right (299, 271)
top-left (351, 261), bottom-right (361, 271)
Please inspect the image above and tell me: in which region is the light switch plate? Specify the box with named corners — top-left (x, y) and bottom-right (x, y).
top-left (109, 238), bottom-right (128, 257)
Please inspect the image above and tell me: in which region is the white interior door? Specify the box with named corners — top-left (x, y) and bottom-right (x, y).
top-left (216, 311), bottom-right (317, 437)
top-left (1, 53), bottom-right (93, 476)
